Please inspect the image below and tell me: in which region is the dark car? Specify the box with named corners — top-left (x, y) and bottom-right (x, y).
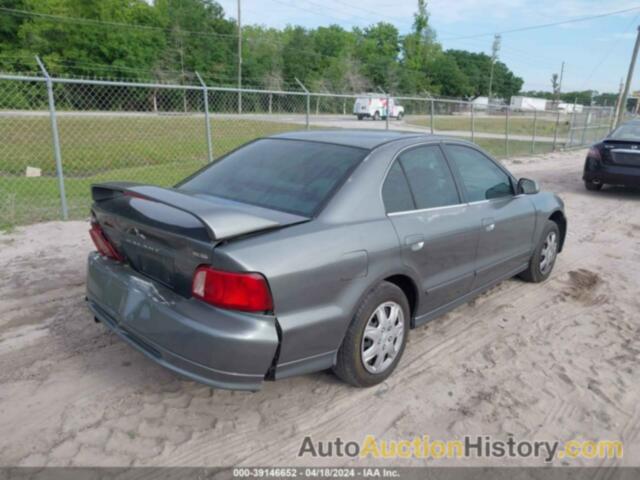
top-left (86, 131), bottom-right (566, 391)
top-left (583, 119), bottom-right (640, 191)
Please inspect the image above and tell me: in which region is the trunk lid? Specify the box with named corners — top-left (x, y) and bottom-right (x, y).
top-left (91, 182), bottom-right (309, 296)
top-left (602, 139), bottom-right (640, 167)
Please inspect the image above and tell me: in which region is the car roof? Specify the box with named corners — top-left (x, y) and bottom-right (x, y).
top-left (270, 129), bottom-right (435, 150)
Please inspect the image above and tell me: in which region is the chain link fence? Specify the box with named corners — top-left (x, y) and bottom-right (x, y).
top-left (0, 72), bottom-right (616, 229)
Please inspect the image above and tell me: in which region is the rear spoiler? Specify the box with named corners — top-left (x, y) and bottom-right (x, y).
top-left (91, 182), bottom-right (310, 241)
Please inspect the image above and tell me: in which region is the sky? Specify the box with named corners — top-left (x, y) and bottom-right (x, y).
top-left (215, 0), bottom-right (640, 96)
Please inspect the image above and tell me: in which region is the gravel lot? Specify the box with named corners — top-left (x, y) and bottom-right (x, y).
top-left (1, 148), bottom-right (639, 467)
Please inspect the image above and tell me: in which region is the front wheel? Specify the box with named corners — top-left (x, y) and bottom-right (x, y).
top-left (519, 221), bottom-right (560, 283)
top-left (333, 282), bottom-right (409, 387)
top-left (373, 111), bottom-right (381, 121)
top-left (585, 179), bottom-right (602, 191)
top-left (397, 112), bottom-right (404, 120)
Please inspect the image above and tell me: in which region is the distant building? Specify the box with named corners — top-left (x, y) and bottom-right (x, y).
top-left (510, 96), bottom-right (548, 111)
top-left (557, 102), bottom-right (583, 114)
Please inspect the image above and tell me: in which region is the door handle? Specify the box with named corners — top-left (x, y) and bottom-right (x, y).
top-left (405, 234), bottom-right (425, 252)
top-left (482, 217), bottom-right (496, 232)
top-left (411, 241), bottom-right (425, 251)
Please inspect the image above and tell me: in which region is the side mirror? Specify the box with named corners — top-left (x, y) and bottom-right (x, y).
top-left (518, 178), bottom-right (540, 195)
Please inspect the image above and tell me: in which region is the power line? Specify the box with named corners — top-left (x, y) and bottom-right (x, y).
top-left (269, 0), bottom-right (374, 26)
top-left (440, 5), bottom-right (640, 41)
top-left (579, 13), bottom-right (640, 89)
top-left (297, 0), bottom-right (388, 25)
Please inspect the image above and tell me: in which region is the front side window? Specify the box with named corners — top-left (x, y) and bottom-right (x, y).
top-left (397, 145), bottom-right (460, 209)
top-left (445, 145), bottom-right (513, 202)
top-left (178, 139), bottom-right (367, 217)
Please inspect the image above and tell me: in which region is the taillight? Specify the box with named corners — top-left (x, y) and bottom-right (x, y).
top-left (587, 146), bottom-right (602, 161)
top-left (123, 190), bottom-right (148, 200)
top-left (89, 220), bottom-right (124, 262)
top-left (192, 266), bottom-right (273, 312)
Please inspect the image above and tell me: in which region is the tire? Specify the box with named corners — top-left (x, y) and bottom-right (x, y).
top-left (373, 111), bottom-right (381, 121)
top-left (397, 112), bottom-right (404, 120)
top-left (585, 180), bottom-right (602, 191)
top-left (333, 282), bottom-right (410, 387)
top-left (519, 220), bottom-right (560, 283)
top-left (357, 115), bottom-right (364, 121)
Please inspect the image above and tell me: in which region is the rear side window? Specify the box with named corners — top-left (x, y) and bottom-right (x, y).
top-left (609, 123), bottom-right (640, 141)
top-left (382, 161), bottom-right (415, 213)
top-left (178, 139), bottom-right (367, 216)
top-left (445, 145), bottom-right (513, 202)
top-left (397, 145), bottom-right (460, 209)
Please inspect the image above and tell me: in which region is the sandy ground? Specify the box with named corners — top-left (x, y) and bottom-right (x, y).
top-left (1, 148), bottom-right (639, 468)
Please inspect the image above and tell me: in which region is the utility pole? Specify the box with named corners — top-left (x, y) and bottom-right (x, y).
top-left (237, 0), bottom-right (242, 114)
top-left (615, 25), bottom-right (640, 127)
top-left (488, 34), bottom-right (501, 109)
top-left (558, 61), bottom-right (565, 105)
top-left (612, 78), bottom-right (624, 129)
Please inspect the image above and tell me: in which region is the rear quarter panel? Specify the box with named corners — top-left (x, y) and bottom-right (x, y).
top-left (212, 218), bottom-right (405, 377)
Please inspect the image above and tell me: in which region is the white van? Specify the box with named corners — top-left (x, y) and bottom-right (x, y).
top-left (353, 95), bottom-right (404, 120)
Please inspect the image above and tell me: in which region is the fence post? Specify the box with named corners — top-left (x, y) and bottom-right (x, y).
top-left (36, 56), bottom-right (68, 220)
top-left (195, 72), bottom-right (214, 163)
top-left (430, 99), bottom-right (435, 134)
top-left (470, 102), bottom-right (475, 143)
top-left (295, 77), bottom-right (310, 130)
top-left (567, 104), bottom-right (577, 147)
top-left (531, 109), bottom-right (537, 154)
top-left (608, 105), bottom-right (616, 131)
top-left (505, 107), bottom-right (510, 157)
top-left (552, 109), bottom-right (561, 151)
top-left (385, 93), bottom-right (390, 131)
top-left (580, 108), bottom-right (589, 146)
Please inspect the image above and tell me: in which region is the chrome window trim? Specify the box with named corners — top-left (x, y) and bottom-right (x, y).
top-left (611, 148), bottom-right (640, 154)
top-left (387, 202), bottom-right (467, 217)
top-left (388, 195), bottom-right (517, 217)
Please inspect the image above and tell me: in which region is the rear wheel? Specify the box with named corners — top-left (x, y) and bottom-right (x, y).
top-left (585, 179), bottom-right (603, 191)
top-left (519, 221), bottom-right (560, 283)
top-left (357, 115), bottom-right (364, 121)
top-left (334, 282), bottom-right (409, 387)
top-left (373, 111), bottom-right (381, 121)
top-left (397, 112), bottom-right (404, 120)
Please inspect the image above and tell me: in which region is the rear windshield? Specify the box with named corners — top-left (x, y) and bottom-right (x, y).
top-left (609, 123), bottom-right (640, 141)
top-left (178, 139), bottom-right (367, 217)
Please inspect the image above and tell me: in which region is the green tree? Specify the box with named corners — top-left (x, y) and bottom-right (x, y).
top-left (354, 22), bottom-right (400, 91)
top-left (399, 0), bottom-right (439, 94)
top-left (429, 54), bottom-right (472, 97)
top-left (18, 0), bottom-right (165, 78)
top-left (154, 0), bottom-right (235, 83)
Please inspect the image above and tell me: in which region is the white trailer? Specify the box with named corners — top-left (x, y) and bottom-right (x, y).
top-left (510, 96), bottom-right (548, 111)
top-left (558, 102), bottom-right (584, 114)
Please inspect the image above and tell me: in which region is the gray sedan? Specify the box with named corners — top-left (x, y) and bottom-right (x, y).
top-left (86, 130), bottom-right (566, 390)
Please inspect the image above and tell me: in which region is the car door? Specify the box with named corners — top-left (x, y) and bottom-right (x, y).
top-left (443, 143), bottom-right (536, 289)
top-left (383, 144), bottom-right (480, 318)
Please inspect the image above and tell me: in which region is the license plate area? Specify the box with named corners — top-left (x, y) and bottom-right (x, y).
top-left (122, 238), bottom-right (175, 288)
top-left (612, 150), bottom-right (640, 167)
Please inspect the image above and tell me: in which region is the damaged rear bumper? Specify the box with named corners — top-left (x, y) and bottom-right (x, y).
top-left (86, 253), bottom-right (279, 391)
